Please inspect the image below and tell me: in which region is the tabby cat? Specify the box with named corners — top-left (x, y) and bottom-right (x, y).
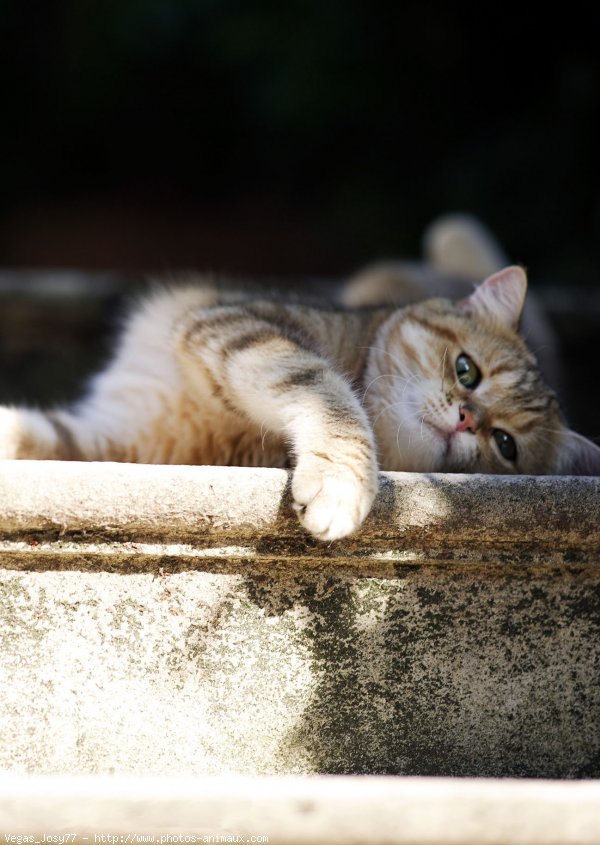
top-left (0, 219), bottom-right (598, 540)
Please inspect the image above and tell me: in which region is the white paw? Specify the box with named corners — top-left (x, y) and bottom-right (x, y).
top-left (292, 453), bottom-right (379, 541)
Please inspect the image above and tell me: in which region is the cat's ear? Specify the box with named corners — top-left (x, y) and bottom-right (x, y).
top-left (556, 430), bottom-right (600, 476)
top-left (458, 265), bottom-right (527, 331)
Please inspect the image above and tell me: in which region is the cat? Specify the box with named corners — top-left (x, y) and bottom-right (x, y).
top-left (0, 218), bottom-right (598, 542)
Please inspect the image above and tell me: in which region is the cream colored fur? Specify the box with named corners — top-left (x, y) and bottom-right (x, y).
top-left (1, 220), bottom-right (598, 541)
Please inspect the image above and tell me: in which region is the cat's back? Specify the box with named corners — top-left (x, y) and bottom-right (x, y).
top-left (119, 281), bottom-right (219, 361)
top-left (100, 279), bottom-right (270, 377)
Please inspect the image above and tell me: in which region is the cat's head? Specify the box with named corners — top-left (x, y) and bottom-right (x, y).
top-left (366, 266), bottom-right (600, 475)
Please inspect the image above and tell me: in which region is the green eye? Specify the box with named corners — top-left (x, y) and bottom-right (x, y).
top-left (455, 353), bottom-right (481, 389)
top-left (493, 429), bottom-right (517, 461)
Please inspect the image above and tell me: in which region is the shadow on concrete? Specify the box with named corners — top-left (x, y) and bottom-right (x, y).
top-left (244, 480), bottom-right (600, 777)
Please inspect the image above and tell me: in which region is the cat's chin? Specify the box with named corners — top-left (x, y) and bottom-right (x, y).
top-left (427, 423), bottom-right (481, 472)
top-left (421, 421), bottom-right (457, 469)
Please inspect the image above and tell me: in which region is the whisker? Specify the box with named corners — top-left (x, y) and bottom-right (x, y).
top-left (260, 421), bottom-right (268, 451)
top-left (440, 346), bottom-right (448, 394)
top-left (372, 402), bottom-right (400, 425)
top-left (371, 396), bottom-right (422, 426)
top-left (356, 344), bottom-right (408, 372)
top-left (399, 371), bottom-right (420, 399)
top-left (362, 372), bottom-right (415, 398)
top-left (373, 401), bottom-right (408, 424)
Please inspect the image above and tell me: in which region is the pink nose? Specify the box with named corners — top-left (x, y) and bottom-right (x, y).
top-left (456, 404), bottom-right (479, 433)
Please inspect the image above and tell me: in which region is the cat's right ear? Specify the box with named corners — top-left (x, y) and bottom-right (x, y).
top-left (556, 430), bottom-right (600, 476)
top-left (458, 265), bottom-right (527, 331)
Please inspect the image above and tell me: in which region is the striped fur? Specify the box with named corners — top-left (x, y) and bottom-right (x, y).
top-left (0, 268), bottom-right (598, 540)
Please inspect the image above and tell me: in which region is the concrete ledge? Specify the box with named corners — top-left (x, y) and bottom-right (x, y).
top-left (1, 773), bottom-right (600, 844)
top-left (1, 461), bottom-right (599, 778)
top-left (0, 461), bottom-right (599, 567)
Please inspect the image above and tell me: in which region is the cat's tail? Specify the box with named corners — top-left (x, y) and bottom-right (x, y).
top-left (423, 214), bottom-right (508, 279)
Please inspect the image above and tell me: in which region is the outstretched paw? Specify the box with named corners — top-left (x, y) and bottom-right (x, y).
top-left (292, 453), bottom-right (378, 541)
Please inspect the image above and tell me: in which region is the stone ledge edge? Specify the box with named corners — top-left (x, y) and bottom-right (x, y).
top-left (1, 773), bottom-right (600, 844)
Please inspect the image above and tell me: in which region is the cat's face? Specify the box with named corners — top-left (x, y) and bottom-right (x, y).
top-left (365, 267), bottom-right (600, 475)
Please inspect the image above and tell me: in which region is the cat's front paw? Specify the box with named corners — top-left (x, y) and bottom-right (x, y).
top-left (291, 453), bottom-right (379, 541)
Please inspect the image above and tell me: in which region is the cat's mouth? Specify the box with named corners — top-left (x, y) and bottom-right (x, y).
top-left (422, 418), bottom-right (477, 471)
top-left (422, 419), bottom-right (457, 459)
top-left (423, 420), bottom-right (451, 443)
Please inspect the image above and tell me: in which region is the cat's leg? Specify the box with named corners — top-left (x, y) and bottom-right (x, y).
top-left (177, 309), bottom-right (379, 541)
top-left (0, 406), bottom-right (82, 460)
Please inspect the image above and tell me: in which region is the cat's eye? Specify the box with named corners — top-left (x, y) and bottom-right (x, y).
top-left (493, 429), bottom-right (517, 462)
top-left (455, 353), bottom-right (481, 389)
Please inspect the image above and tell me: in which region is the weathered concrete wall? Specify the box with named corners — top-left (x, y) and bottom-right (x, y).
top-left (0, 462), bottom-right (599, 778)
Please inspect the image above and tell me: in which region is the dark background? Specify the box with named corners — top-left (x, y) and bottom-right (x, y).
top-left (0, 1), bottom-right (598, 436)
top-left (1, 1), bottom-right (599, 281)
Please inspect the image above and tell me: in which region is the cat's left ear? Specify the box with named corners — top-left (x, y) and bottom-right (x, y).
top-left (458, 265), bottom-right (527, 331)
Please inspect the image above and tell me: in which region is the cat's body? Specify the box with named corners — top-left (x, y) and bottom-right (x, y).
top-left (1, 217), bottom-right (598, 540)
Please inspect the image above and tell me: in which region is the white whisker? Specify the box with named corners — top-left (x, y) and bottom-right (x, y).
top-left (440, 346), bottom-right (448, 394)
top-left (357, 344), bottom-right (406, 371)
top-left (396, 423), bottom-right (402, 452)
top-left (362, 372), bottom-right (413, 398)
top-left (260, 421), bottom-right (268, 451)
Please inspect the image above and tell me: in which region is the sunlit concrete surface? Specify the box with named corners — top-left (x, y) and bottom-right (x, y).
top-left (0, 462), bottom-right (599, 778)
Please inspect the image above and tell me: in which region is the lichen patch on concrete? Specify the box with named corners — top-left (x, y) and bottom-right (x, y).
top-left (2, 561), bottom-right (599, 778)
